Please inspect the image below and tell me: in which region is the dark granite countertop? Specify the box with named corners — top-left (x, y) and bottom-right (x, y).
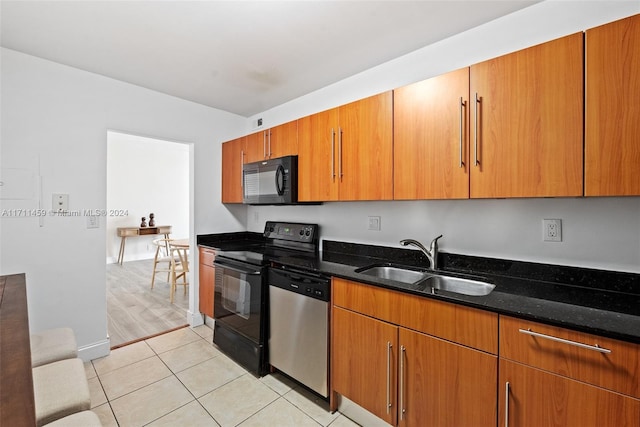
top-left (197, 234), bottom-right (640, 344)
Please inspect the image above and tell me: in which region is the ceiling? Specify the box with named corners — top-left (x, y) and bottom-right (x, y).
top-left (1, 1), bottom-right (539, 117)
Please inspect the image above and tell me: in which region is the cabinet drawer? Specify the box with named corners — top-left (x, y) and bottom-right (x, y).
top-left (332, 278), bottom-right (498, 354)
top-left (198, 247), bottom-right (216, 266)
top-left (117, 227), bottom-right (139, 237)
top-left (499, 316), bottom-right (640, 398)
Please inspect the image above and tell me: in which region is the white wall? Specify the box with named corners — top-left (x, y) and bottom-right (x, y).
top-left (246, 1), bottom-right (640, 274)
top-left (0, 48), bottom-right (247, 359)
top-left (106, 131), bottom-right (190, 263)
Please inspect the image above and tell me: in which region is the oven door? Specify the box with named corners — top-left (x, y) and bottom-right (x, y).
top-left (213, 257), bottom-right (266, 343)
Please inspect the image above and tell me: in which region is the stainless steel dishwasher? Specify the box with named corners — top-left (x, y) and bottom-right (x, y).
top-left (268, 265), bottom-right (330, 397)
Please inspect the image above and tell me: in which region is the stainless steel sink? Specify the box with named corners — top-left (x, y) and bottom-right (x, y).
top-left (355, 265), bottom-right (430, 284)
top-left (418, 275), bottom-right (495, 296)
top-left (356, 264), bottom-right (495, 296)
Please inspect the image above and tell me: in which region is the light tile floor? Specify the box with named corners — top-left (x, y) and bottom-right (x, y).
top-left (86, 325), bottom-right (360, 427)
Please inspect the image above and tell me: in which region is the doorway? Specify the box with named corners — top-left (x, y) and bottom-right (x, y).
top-left (106, 131), bottom-right (191, 348)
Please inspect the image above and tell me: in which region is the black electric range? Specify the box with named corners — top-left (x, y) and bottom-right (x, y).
top-left (211, 221), bottom-right (320, 376)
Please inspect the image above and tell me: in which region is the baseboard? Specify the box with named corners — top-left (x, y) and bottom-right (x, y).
top-left (337, 395), bottom-right (391, 427)
top-left (188, 309), bottom-right (204, 327)
top-left (78, 337), bottom-right (111, 361)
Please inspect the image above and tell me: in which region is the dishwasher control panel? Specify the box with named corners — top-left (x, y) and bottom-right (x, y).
top-left (268, 266), bottom-right (330, 302)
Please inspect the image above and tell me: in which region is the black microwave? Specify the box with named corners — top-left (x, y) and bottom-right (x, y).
top-left (242, 155), bottom-right (298, 205)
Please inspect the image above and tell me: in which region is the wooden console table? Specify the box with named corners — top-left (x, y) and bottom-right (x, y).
top-left (0, 273), bottom-right (37, 426)
top-left (116, 225), bottom-right (172, 264)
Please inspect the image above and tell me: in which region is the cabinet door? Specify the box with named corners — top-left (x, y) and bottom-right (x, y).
top-left (585, 14), bottom-right (640, 196)
top-left (499, 359), bottom-right (640, 427)
top-left (269, 120), bottom-right (298, 159)
top-left (244, 131), bottom-right (264, 164)
top-left (298, 108), bottom-right (340, 201)
top-left (394, 68), bottom-right (470, 200)
top-left (221, 137), bottom-right (245, 203)
top-left (332, 307), bottom-right (397, 425)
top-left (470, 33), bottom-right (583, 198)
top-left (399, 328), bottom-right (497, 427)
top-left (338, 91), bottom-right (394, 201)
top-left (198, 248), bottom-right (215, 318)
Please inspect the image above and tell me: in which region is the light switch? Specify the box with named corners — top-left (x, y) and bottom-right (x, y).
top-left (52, 193), bottom-right (69, 212)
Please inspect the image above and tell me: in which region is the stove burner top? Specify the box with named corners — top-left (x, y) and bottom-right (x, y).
top-left (215, 221), bottom-right (320, 267)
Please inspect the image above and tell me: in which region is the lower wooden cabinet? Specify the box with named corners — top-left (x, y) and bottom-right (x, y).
top-left (499, 359), bottom-right (640, 427)
top-left (332, 307), bottom-right (397, 425)
top-left (332, 305), bottom-right (497, 426)
top-left (198, 247), bottom-right (215, 318)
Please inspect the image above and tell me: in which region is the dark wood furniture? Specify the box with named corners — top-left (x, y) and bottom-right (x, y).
top-left (0, 273), bottom-right (37, 426)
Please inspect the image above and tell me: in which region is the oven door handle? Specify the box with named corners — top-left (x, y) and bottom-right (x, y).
top-left (214, 260), bottom-right (262, 275)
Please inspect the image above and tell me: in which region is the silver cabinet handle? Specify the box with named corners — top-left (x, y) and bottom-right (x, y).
top-left (240, 150), bottom-right (244, 188)
top-left (331, 128), bottom-right (336, 181)
top-left (268, 129), bottom-right (272, 158)
top-left (474, 93), bottom-right (480, 166)
top-left (459, 97), bottom-right (465, 168)
top-left (263, 131), bottom-right (267, 159)
top-left (338, 127), bottom-right (343, 180)
top-left (518, 328), bottom-right (612, 354)
top-left (400, 345), bottom-right (406, 420)
top-left (505, 381), bottom-right (510, 427)
top-left (386, 341), bottom-right (392, 414)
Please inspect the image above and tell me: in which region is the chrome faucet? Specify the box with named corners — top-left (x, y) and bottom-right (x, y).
top-left (399, 235), bottom-right (443, 270)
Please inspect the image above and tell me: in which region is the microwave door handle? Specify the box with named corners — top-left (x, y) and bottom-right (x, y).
top-left (213, 260), bottom-right (262, 275)
top-left (275, 165), bottom-right (285, 195)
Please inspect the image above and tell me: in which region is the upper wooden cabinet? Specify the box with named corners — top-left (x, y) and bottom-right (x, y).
top-left (221, 136), bottom-right (245, 203)
top-left (394, 68), bottom-right (470, 200)
top-left (470, 32), bottom-right (584, 198)
top-left (585, 14), bottom-right (640, 196)
top-left (298, 92), bottom-right (393, 202)
top-left (244, 120), bottom-right (298, 164)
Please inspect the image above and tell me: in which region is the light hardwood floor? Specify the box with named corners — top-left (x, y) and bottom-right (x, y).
top-left (106, 259), bottom-right (189, 348)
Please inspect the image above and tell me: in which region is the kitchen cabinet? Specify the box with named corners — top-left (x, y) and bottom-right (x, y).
top-left (331, 278), bottom-right (497, 426)
top-left (585, 14), bottom-right (640, 196)
top-left (244, 120), bottom-right (298, 163)
top-left (498, 316), bottom-right (640, 426)
top-left (469, 32), bottom-right (584, 198)
top-left (221, 136), bottom-right (245, 203)
top-left (394, 67), bottom-right (470, 200)
top-left (332, 306), bottom-right (398, 425)
top-left (198, 247), bottom-right (216, 318)
top-left (298, 92), bottom-right (393, 202)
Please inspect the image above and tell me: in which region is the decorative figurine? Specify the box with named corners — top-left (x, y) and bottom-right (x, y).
top-left (140, 217), bottom-right (147, 227)
top-left (149, 213), bottom-right (155, 227)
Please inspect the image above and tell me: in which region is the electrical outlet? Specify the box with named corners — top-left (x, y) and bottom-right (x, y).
top-left (367, 216), bottom-right (381, 231)
top-left (543, 219), bottom-right (562, 242)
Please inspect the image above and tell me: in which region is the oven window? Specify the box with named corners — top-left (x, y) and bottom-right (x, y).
top-left (221, 274), bottom-right (251, 319)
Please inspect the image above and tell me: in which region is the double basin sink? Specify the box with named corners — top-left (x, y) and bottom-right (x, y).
top-left (355, 264), bottom-right (495, 296)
